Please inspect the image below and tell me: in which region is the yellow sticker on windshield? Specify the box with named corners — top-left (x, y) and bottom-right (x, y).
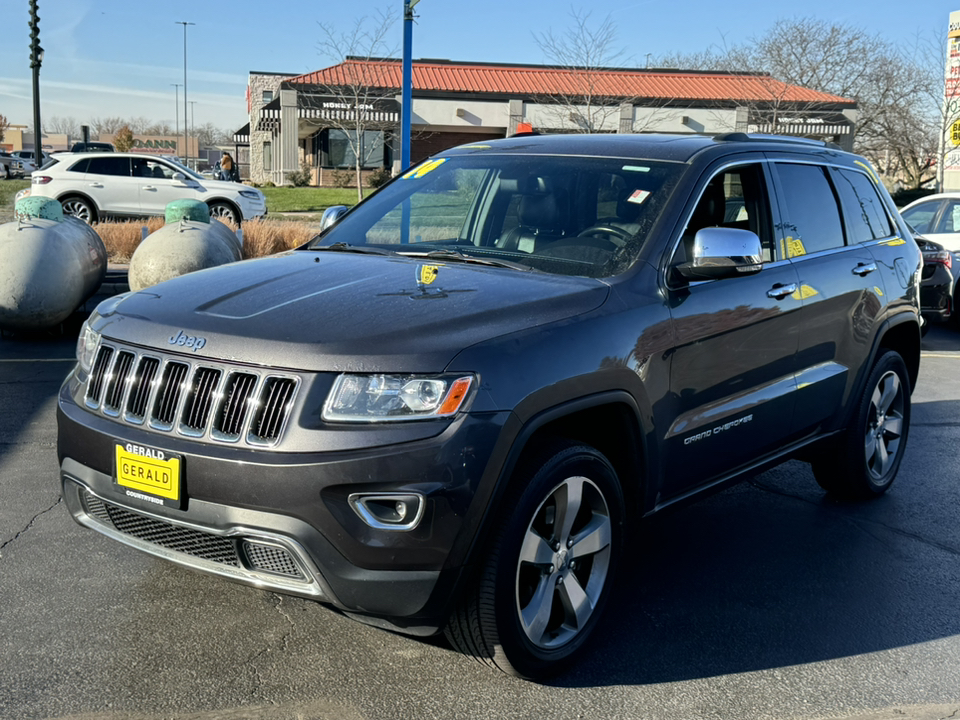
top-left (402, 158), bottom-right (447, 179)
top-left (418, 265), bottom-right (439, 285)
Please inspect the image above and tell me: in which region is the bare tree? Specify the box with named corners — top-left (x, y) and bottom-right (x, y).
top-left (89, 117), bottom-right (126, 136)
top-left (0, 113), bottom-right (9, 144)
top-left (533, 9), bottom-right (630, 133)
top-left (45, 115), bottom-right (80, 136)
top-left (315, 8), bottom-right (398, 200)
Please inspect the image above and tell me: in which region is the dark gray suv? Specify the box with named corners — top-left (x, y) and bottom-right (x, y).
top-left (58, 133), bottom-right (922, 679)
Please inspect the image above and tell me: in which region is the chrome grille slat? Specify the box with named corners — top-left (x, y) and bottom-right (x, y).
top-left (180, 367), bottom-right (223, 436)
top-left (83, 342), bottom-right (299, 446)
top-left (125, 356), bottom-right (160, 423)
top-left (102, 351), bottom-right (135, 416)
top-left (249, 377), bottom-right (296, 443)
top-left (214, 373), bottom-right (258, 441)
top-left (85, 346), bottom-right (115, 408)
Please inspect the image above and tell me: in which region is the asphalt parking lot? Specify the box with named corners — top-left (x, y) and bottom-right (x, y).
top-left (1, 291), bottom-right (959, 720)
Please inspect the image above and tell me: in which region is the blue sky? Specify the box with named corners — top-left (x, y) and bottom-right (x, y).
top-left (0, 0), bottom-right (951, 136)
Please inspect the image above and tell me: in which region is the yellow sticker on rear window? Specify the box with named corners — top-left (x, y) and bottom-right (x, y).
top-left (784, 237), bottom-right (806, 258)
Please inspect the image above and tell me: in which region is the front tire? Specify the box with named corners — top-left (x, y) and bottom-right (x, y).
top-left (812, 350), bottom-right (910, 499)
top-left (445, 441), bottom-right (624, 679)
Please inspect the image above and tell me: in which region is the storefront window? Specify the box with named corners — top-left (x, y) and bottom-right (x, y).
top-left (263, 141), bottom-right (272, 172)
top-left (323, 129), bottom-right (386, 168)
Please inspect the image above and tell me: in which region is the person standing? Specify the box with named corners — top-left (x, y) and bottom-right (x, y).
top-left (219, 152), bottom-right (240, 183)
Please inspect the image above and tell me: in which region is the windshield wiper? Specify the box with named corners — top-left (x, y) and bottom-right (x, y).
top-left (310, 242), bottom-right (399, 256)
top-left (401, 247), bottom-right (535, 272)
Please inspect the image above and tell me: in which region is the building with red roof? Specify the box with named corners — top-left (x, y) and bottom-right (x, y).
top-left (237, 58), bottom-right (857, 186)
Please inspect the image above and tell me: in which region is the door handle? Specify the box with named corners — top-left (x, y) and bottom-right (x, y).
top-left (767, 283), bottom-right (798, 300)
top-left (143, 186), bottom-right (157, 191)
top-left (852, 262), bottom-right (877, 276)
top-left (88, 183), bottom-right (103, 188)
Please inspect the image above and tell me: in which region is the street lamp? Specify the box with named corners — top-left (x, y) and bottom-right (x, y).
top-left (29, 0), bottom-right (43, 155)
top-left (176, 21), bottom-right (194, 163)
top-left (171, 83), bottom-right (181, 157)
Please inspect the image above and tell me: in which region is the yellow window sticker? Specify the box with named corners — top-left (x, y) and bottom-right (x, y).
top-left (785, 237), bottom-right (806, 258)
top-left (402, 158), bottom-right (448, 180)
top-left (791, 284), bottom-right (820, 300)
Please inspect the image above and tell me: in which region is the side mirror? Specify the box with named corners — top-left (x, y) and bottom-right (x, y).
top-left (173, 172), bottom-right (186, 182)
top-left (320, 205), bottom-right (348, 232)
top-left (677, 227), bottom-right (763, 281)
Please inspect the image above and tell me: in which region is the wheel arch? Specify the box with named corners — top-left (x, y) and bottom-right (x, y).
top-left (875, 312), bottom-right (921, 393)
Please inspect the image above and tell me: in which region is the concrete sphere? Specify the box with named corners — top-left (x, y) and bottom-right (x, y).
top-left (128, 219), bottom-right (241, 292)
top-left (0, 208), bottom-right (108, 330)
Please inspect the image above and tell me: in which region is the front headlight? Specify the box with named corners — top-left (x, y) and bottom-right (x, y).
top-left (322, 374), bottom-right (475, 422)
top-left (76, 321), bottom-right (101, 373)
top-left (238, 189), bottom-right (262, 201)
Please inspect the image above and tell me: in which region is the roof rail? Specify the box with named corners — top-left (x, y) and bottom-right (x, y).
top-left (713, 132), bottom-right (842, 151)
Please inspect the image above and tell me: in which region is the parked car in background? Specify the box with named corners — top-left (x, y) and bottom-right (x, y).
top-left (914, 233), bottom-right (957, 328)
top-left (70, 141), bottom-right (116, 153)
top-left (900, 193), bottom-right (960, 252)
top-left (25, 152), bottom-right (266, 224)
top-left (13, 149), bottom-right (50, 166)
top-left (0, 151), bottom-right (26, 179)
top-left (57, 133), bottom-right (922, 679)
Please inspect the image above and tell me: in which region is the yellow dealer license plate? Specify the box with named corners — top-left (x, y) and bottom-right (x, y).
top-left (115, 444), bottom-right (182, 508)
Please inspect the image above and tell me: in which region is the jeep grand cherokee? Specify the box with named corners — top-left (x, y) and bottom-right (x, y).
top-left (58, 133), bottom-right (922, 679)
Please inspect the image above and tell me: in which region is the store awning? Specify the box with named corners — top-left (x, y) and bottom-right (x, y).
top-left (256, 94), bottom-right (400, 133)
top-left (233, 123), bottom-right (250, 144)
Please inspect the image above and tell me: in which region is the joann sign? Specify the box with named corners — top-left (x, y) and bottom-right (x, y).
top-left (100, 134), bottom-right (198, 157)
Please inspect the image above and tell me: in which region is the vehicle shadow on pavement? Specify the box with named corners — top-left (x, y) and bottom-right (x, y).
top-left (547, 426), bottom-right (960, 688)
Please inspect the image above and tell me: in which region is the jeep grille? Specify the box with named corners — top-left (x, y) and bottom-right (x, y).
top-left (84, 341), bottom-right (299, 446)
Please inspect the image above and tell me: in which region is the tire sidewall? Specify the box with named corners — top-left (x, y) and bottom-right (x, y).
top-left (490, 444), bottom-right (624, 678)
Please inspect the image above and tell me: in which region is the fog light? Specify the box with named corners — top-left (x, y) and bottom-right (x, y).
top-left (349, 493), bottom-right (424, 531)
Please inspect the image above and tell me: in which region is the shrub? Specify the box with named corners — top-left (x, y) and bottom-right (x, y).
top-left (286, 161), bottom-right (313, 187)
top-left (331, 169), bottom-right (353, 188)
top-left (367, 166), bottom-right (392, 189)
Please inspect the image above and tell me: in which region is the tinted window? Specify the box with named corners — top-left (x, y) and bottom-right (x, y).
top-left (935, 200), bottom-right (960, 233)
top-left (67, 158), bottom-right (91, 173)
top-left (87, 157), bottom-right (131, 176)
top-left (775, 163), bottom-right (844, 256)
top-left (132, 158), bottom-right (176, 179)
top-left (833, 169), bottom-right (893, 242)
top-left (901, 202), bottom-right (939, 234)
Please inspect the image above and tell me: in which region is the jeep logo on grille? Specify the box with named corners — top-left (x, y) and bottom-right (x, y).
top-left (168, 330), bottom-right (207, 352)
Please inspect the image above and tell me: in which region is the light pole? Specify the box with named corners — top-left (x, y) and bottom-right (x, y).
top-left (401, 0), bottom-right (419, 171)
top-left (189, 101), bottom-right (197, 166)
top-left (176, 21), bottom-right (194, 164)
top-left (29, 0), bottom-right (43, 155)
top-left (171, 83), bottom-right (181, 156)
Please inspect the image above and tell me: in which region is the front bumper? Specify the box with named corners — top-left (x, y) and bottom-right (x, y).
top-left (58, 377), bottom-right (510, 632)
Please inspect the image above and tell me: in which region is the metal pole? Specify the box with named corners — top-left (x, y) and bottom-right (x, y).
top-left (401, 0), bottom-right (418, 171)
top-left (171, 84), bottom-right (181, 156)
top-left (189, 101), bottom-right (196, 167)
top-left (29, 0), bottom-right (42, 157)
top-left (176, 21), bottom-right (194, 164)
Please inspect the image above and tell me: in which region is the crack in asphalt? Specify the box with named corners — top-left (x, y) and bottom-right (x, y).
top-left (235, 594), bottom-right (297, 705)
top-left (747, 479), bottom-right (960, 559)
top-left (938, 708), bottom-right (960, 720)
top-left (0, 496), bottom-right (63, 559)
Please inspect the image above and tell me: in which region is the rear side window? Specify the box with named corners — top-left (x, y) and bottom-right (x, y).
top-left (901, 202), bottom-right (939, 234)
top-left (935, 200), bottom-right (960, 233)
top-left (87, 157), bottom-right (130, 176)
top-left (774, 163), bottom-right (845, 257)
top-left (833, 169), bottom-right (894, 242)
top-left (67, 158), bottom-right (90, 173)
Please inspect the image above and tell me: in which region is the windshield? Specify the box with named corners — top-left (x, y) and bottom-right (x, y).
top-left (307, 154), bottom-right (682, 278)
top-left (163, 156), bottom-right (204, 181)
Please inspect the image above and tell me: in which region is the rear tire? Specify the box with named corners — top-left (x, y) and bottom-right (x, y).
top-left (208, 201), bottom-right (240, 225)
top-left (60, 195), bottom-right (97, 224)
top-left (812, 350), bottom-right (910, 499)
top-left (445, 441), bottom-right (624, 679)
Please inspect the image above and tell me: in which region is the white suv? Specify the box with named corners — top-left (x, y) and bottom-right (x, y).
top-left (26, 152), bottom-right (266, 224)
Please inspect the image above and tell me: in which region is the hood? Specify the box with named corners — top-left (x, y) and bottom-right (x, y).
top-left (93, 251), bottom-right (609, 372)
top-left (196, 177), bottom-right (257, 195)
